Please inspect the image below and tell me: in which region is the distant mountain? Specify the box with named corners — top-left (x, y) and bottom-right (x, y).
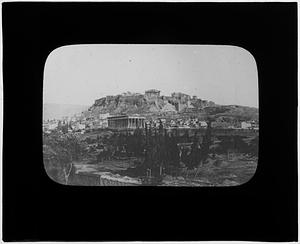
top-left (43, 103), bottom-right (89, 120)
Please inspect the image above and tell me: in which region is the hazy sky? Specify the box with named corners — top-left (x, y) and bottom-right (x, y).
top-left (43, 44), bottom-right (258, 108)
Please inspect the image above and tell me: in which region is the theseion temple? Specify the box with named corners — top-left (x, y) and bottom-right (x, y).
top-left (108, 115), bottom-right (145, 129)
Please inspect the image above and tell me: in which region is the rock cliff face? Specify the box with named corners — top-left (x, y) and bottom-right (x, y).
top-left (87, 92), bottom-right (258, 121)
top-left (88, 93), bottom-right (179, 116)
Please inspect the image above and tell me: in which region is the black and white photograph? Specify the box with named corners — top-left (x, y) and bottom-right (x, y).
top-left (43, 45), bottom-right (259, 186)
top-left (2, 2), bottom-right (297, 242)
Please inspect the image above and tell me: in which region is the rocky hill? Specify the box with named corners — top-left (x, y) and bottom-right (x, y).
top-left (86, 92), bottom-right (258, 121)
top-left (203, 105), bottom-right (259, 121)
top-left (88, 94), bottom-right (164, 116)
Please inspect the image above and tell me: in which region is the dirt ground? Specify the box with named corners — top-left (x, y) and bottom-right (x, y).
top-left (162, 156), bottom-right (257, 186)
top-left (73, 153), bottom-right (257, 186)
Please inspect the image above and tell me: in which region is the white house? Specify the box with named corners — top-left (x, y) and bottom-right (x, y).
top-left (241, 121), bottom-right (252, 129)
top-left (199, 121), bottom-right (208, 128)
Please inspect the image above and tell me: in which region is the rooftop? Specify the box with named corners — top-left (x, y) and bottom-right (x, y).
top-left (108, 115), bottom-right (146, 119)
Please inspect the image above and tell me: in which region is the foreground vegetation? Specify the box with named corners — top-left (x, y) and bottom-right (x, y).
top-left (43, 126), bottom-right (258, 186)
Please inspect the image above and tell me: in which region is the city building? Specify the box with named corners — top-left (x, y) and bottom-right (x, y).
top-left (171, 92), bottom-right (191, 102)
top-left (43, 121), bottom-right (58, 131)
top-left (98, 113), bottom-right (110, 128)
top-left (241, 121), bottom-right (252, 129)
top-left (212, 121), bottom-right (231, 129)
top-left (99, 113), bottom-right (110, 120)
top-left (145, 89), bottom-right (160, 101)
top-left (108, 115), bottom-right (146, 129)
top-left (74, 123), bottom-right (85, 131)
top-left (199, 121), bottom-right (208, 128)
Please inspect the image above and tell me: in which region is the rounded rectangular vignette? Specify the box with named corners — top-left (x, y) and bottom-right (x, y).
top-left (43, 44), bottom-right (259, 186)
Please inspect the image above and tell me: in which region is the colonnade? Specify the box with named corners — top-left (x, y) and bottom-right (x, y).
top-left (108, 116), bottom-right (145, 129)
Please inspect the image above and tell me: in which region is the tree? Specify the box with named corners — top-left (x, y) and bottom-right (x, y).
top-left (199, 119), bottom-right (213, 163)
top-left (247, 136), bottom-right (259, 157)
top-left (43, 132), bottom-right (85, 184)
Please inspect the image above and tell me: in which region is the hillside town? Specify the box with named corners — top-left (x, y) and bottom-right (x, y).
top-left (43, 89), bottom-right (259, 134)
top-left (43, 115), bottom-right (258, 134)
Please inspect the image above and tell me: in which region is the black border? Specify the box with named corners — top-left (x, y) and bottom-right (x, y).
top-left (2, 2), bottom-right (298, 242)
